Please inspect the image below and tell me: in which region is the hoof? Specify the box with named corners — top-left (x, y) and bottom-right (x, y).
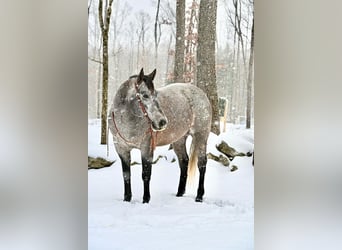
top-left (143, 196), bottom-right (150, 203)
top-left (123, 195), bottom-right (132, 202)
top-left (176, 191), bottom-right (185, 197)
top-left (195, 197), bottom-right (203, 202)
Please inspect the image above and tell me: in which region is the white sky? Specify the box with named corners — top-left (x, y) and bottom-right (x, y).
top-left (88, 0), bottom-right (251, 49)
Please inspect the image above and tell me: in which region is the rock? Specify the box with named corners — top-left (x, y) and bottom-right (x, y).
top-left (88, 156), bottom-right (115, 169)
top-left (216, 141), bottom-right (246, 160)
top-left (152, 155), bottom-right (167, 164)
top-left (230, 165), bottom-right (238, 172)
top-left (246, 151), bottom-right (253, 157)
top-left (207, 152), bottom-right (230, 166)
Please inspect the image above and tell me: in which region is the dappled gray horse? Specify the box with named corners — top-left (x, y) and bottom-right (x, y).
top-left (108, 68), bottom-right (211, 203)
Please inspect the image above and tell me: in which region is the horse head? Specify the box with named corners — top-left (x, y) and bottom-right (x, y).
top-left (135, 68), bottom-right (168, 131)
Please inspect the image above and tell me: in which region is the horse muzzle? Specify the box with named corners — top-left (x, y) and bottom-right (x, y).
top-left (151, 118), bottom-right (168, 131)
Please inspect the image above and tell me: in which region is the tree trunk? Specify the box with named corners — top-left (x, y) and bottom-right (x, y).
top-left (165, 34), bottom-right (173, 81)
top-left (100, 33), bottom-right (108, 145)
top-left (196, 0), bottom-right (220, 134)
top-left (154, 0), bottom-right (161, 68)
top-left (246, 15), bottom-right (254, 129)
top-left (99, 0), bottom-right (114, 145)
top-left (96, 61), bottom-right (102, 119)
top-left (184, 0), bottom-right (198, 83)
top-left (174, 0), bottom-right (185, 83)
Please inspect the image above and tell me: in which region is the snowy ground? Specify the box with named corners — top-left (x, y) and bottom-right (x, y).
top-left (88, 120), bottom-right (254, 250)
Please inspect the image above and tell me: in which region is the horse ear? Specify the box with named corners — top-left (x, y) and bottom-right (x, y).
top-left (149, 69), bottom-right (157, 80)
top-left (137, 68), bottom-right (144, 83)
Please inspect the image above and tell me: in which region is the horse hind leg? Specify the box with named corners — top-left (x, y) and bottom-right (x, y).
top-left (172, 136), bottom-right (189, 197)
top-left (192, 133), bottom-right (209, 202)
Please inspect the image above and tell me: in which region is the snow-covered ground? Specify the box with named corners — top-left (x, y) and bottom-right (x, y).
top-left (88, 120), bottom-right (254, 250)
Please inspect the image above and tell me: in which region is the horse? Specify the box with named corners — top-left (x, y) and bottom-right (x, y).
top-left (108, 68), bottom-right (212, 203)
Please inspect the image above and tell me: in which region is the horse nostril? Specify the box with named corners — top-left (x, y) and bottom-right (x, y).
top-left (159, 119), bottom-right (167, 128)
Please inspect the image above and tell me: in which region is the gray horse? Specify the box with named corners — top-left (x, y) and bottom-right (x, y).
top-left (108, 68), bottom-right (212, 203)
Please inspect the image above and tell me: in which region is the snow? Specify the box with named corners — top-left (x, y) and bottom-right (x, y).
top-left (88, 120), bottom-right (254, 250)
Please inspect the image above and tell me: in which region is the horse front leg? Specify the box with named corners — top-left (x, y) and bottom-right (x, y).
top-left (141, 143), bottom-right (154, 203)
top-left (116, 146), bottom-right (132, 202)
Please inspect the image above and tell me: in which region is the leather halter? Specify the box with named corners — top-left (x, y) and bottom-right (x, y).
top-left (111, 81), bottom-right (157, 151)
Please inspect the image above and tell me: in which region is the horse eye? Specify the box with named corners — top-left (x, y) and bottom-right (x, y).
top-left (142, 93), bottom-right (149, 99)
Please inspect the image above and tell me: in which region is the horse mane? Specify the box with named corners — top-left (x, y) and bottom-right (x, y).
top-left (114, 79), bottom-right (132, 105)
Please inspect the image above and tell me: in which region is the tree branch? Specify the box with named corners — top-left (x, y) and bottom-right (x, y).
top-left (88, 56), bottom-right (103, 64)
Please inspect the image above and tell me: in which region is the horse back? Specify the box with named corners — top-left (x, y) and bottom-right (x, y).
top-left (155, 83), bottom-right (211, 146)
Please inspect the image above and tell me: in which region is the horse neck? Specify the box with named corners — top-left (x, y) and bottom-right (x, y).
top-left (113, 82), bottom-right (150, 141)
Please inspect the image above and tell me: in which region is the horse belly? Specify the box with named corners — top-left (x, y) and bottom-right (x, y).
top-left (156, 123), bottom-right (190, 146)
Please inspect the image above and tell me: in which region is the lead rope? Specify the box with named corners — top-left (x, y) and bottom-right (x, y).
top-left (111, 82), bottom-right (157, 151)
top-left (134, 83), bottom-right (157, 151)
top-left (112, 110), bottom-right (157, 150)
top-left (111, 111), bottom-right (135, 145)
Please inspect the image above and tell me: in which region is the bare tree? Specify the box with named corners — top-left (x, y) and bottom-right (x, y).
top-left (136, 11), bottom-right (151, 70)
top-left (165, 34), bottom-right (174, 81)
top-left (173, 0), bottom-right (185, 82)
top-left (126, 22), bottom-right (135, 73)
top-left (88, 0), bottom-right (93, 19)
top-left (88, 0), bottom-right (102, 119)
top-left (246, 2), bottom-right (254, 128)
top-left (98, 0), bottom-right (114, 145)
top-left (184, 0), bottom-right (199, 83)
top-left (197, 0), bottom-right (220, 134)
top-left (160, 0), bottom-right (176, 37)
top-left (160, 0), bottom-right (176, 81)
top-left (111, 1), bottom-right (131, 82)
top-left (224, 0), bottom-right (253, 124)
top-left (154, 0), bottom-right (161, 67)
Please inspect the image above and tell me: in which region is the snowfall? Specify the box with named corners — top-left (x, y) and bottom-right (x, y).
top-left (88, 120), bottom-right (254, 250)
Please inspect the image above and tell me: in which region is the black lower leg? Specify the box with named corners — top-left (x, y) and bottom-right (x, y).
top-left (176, 158), bottom-right (188, 196)
top-left (119, 155), bottom-right (132, 202)
top-left (142, 157), bottom-right (152, 203)
top-left (195, 166), bottom-right (206, 202)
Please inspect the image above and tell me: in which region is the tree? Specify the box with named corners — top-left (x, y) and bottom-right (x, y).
top-left (136, 11), bottom-right (151, 69)
top-left (173, 0), bottom-right (185, 82)
top-left (110, 1), bottom-right (131, 82)
top-left (246, 4), bottom-right (254, 129)
top-left (99, 0), bottom-right (114, 145)
top-left (88, 0), bottom-right (93, 19)
top-left (184, 0), bottom-right (199, 83)
top-left (154, 0), bottom-right (161, 68)
top-left (197, 0), bottom-right (220, 134)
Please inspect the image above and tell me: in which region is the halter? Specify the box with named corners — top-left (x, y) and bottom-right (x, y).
top-left (111, 80), bottom-right (157, 151)
top-left (134, 82), bottom-right (150, 118)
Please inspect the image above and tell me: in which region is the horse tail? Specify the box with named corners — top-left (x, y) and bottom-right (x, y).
top-left (187, 141), bottom-right (198, 185)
